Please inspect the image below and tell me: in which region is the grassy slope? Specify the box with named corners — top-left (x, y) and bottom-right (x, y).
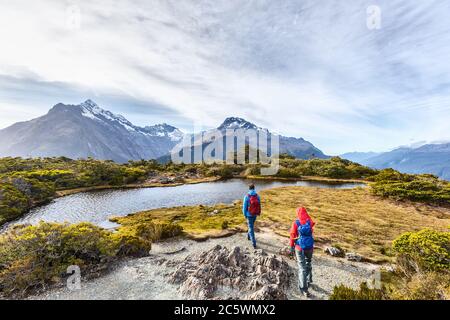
top-left (113, 186), bottom-right (450, 262)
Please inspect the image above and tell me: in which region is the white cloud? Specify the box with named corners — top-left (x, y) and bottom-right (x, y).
top-left (0, 0), bottom-right (450, 154)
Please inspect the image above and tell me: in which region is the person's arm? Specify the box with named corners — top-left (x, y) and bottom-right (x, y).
top-left (289, 221), bottom-right (298, 248)
top-left (242, 195), bottom-right (248, 216)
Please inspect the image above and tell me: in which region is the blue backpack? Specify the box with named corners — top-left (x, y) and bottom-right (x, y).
top-left (295, 220), bottom-right (314, 250)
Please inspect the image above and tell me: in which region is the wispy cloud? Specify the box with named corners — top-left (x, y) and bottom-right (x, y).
top-left (0, 0), bottom-right (449, 154)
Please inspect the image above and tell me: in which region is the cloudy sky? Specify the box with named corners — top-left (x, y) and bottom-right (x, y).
top-left (1, 0), bottom-right (450, 154)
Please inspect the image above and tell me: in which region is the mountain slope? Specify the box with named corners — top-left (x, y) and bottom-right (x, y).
top-left (219, 117), bottom-right (327, 159)
top-left (169, 117), bottom-right (327, 162)
top-left (354, 144), bottom-right (450, 181)
top-left (0, 100), bottom-right (183, 162)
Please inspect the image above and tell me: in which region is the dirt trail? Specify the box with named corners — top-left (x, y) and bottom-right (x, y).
top-left (30, 231), bottom-right (379, 300)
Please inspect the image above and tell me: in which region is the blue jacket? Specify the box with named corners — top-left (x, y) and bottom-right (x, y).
top-left (242, 190), bottom-right (261, 218)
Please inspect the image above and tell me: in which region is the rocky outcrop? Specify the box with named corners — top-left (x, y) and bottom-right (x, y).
top-left (169, 245), bottom-right (290, 300)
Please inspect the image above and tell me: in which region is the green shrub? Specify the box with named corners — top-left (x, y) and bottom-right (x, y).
top-left (276, 168), bottom-right (302, 178)
top-left (274, 157), bottom-right (376, 179)
top-left (370, 170), bottom-right (450, 205)
top-left (0, 222), bottom-right (116, 297)
top-left (0, 183), bottom-right (30, 224)
top-left (392, 229), bottom-right (450, 272)
top-left (221, 220), bottom-right (229, 230)
top-left (0, 220), bottom-right (183, 298)
top-left (332, 229), bottom-right (450, 300)
top-left (206, 165), bottom-right (236, 179)
top-left (329, 282), bottom-right (385, 300)
top-left (122, 167), bottom-right (147, 184)
top-left (114, 220), bottom-right (183, 243)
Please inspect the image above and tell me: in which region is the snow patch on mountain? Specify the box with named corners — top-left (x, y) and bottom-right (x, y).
top-left (80, 100), bottom-right (138, 133)
top-left (143, 123), bottom-right (184, 141)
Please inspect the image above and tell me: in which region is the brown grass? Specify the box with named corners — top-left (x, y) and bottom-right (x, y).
top-left (112, 186), bottom-right (450, 262)
top-left (259, 186), bottom-right (450, 262)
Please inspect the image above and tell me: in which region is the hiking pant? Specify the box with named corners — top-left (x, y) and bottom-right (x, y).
top-left (246, 216), bottom-right (257, 246)
top-left (295, 249), bottom-right (313, 292)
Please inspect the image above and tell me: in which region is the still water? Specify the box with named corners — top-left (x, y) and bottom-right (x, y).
top-left (11, 179), bottom-right (366, 228)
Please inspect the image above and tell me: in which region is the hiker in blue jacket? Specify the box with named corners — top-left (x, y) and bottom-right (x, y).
top-left (242, 184), bottom-right (261, 249)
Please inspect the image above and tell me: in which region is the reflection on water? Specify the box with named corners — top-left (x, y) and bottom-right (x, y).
top-left (11, 179), bottom-right (366, 228)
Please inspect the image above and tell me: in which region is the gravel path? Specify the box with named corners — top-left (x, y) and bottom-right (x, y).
top-left (30, 231), bottom-right (379, 300)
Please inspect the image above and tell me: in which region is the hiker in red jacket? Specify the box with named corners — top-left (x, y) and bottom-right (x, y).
top-left (289, 207), bottom-right (315, 297)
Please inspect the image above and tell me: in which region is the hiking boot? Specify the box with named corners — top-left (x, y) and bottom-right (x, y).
top-left (247, 233), bottom-right (250, 241)
top-left (301, 290), bottom-right (311, 298)
top-left (253, 244), bottom-right (257, 249)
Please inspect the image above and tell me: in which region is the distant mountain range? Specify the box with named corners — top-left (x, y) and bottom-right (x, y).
top-left (0, 101), bottom-right (327, 162)
top-left (341, 144), bottom-right (450, 181)
top-left (339, 152), bottom-right (381, 164)
top-left (2, 100), bottom-right (449, 180)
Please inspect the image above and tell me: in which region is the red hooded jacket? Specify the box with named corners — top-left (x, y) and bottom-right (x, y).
top-left (289, 207), bottom-right (315, 251)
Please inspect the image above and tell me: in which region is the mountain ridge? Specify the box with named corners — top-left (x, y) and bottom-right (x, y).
top-left (341, 144), bottom-right (450, 181)
top-left (0, 100), bottom-right (184, 162)
top-left (0, 101), bottom-right (327, 162)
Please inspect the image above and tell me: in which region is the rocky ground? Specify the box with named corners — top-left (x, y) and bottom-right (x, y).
top-left (29, 231), bottom-right (380, 300)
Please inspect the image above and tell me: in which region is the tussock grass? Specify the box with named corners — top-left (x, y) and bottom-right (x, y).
top-left (259, 186), bottom-right (450, 262)
top-left (112, 203), bottom-right (246, 238)
top-left (115, 186), bottom-right (450, 262)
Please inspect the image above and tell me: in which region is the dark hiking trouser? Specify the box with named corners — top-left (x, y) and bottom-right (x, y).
top-left (295, 249), bottom-right (313, 292)
top-left (246, 216), bottom-right (257, 246)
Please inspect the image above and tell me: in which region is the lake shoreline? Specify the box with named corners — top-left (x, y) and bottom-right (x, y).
top-left (56, 175), bottom-right (368, 198)
top-left (55, 176), bottom-right (222, 197)
top-left (1, 176), bottom-right (368, 231)
top-left (245, 175), bottom-right (368, 184)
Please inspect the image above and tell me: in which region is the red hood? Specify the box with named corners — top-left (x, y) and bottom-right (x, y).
top-left (297, 207), bottom-right (315, 226)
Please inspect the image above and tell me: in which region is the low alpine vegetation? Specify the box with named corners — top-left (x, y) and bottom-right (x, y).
top-left (0, 157), bottom-right (218, 226)
top-left (369, 169), bottom-right (450, 205)
top-left (330, 229), bottom-right (450, 300)
top-left (273, 155), bottom-right (377, 180)
top-left (330, 282), bottom-right (386, 300)
top-left (0, 220), bottom-right (182, 298)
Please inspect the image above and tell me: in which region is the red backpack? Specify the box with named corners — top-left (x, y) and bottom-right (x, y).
top-left (248, 194), bottom-right (261, 216)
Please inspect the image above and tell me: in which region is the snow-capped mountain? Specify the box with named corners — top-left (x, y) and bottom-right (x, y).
top-left (79, 99), bottom-right (138, 133)
top-left (217, 117), bottom-right (262, 131)
top-left (143, 123), bottom-right (184, 142)
top-left (173, 116), bottom-right (327, 161)
top-left (219, 117), bottom-right (327, 159)
top-left (0, 103), bottom-right (327, 163)
top-left (0, 100), bottom-right (184, 162)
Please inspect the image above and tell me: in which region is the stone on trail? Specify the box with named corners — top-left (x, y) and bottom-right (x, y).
top-left (345, 252), bottom-right (363, 262)
top-left (324, 246), bottom-right (345, 257)
top-left (169, 245), bottom-right (290, 300)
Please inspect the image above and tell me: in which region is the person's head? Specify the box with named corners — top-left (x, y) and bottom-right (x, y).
top-left (249, 184), bottom-right (255, 191)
